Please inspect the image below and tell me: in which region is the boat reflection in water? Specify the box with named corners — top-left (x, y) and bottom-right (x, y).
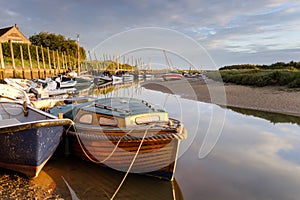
top-left (44, 154), bottom-right (184, 200)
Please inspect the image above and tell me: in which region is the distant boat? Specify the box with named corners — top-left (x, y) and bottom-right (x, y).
top-left (144, 74), bottom-right (154, 80)
top-left (136, 74), bottom-right (144, 80)
top-left (55, 75), bottom-right (77, 88)
top-left (93, 75), bottom-right (112, 86)
top-left (162, 73), bottom-right (183, 81)
top-left (122, 73), bottom-right (134, 82)
top-left (50, 97), bottom-right (187, 180)
top-left (112, 75), bottom-right (123, 85)
top-left (0, 100), bottom-right (72, 178)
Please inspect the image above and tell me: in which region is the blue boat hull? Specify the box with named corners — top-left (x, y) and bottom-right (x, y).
top-left (0, 125), bottom-right (64, 177)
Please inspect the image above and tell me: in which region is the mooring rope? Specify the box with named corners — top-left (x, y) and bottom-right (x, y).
top-left (110, 125), bottom-right (151, 200)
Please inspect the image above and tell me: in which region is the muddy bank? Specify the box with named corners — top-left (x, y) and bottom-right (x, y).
top-left (141, 78), bottom-right (300, 117)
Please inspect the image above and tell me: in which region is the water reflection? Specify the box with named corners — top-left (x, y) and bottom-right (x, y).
top-left (225, 106), bottom-right (300, 126)
top-left (1, 81), bottom-right (300, 199)
top-left (79, 81), bottom-right (300, 200)
top-left (176, 102), bottom-right (300, 200)
top-left (44, 153), bottom-right (184, 200)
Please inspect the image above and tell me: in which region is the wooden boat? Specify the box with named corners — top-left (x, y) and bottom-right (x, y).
top-left (50, 97), bottom-right (187, 180)
top-left (163, 73), bottom-right (183, 81)
top-left (0, 100), bottom-right (72, 178)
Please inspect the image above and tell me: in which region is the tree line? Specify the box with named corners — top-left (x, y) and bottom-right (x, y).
top-left (219, 61), bottom-right (300, 70)
top-left (29, 32), bottom-right (86, 60)
top-left (1, 32), bottom-right (86, 68)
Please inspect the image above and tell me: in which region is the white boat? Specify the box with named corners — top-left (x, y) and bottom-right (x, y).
top-left (137, 74), bottom-right (144, 80)
top-left (112, 75), bottom-right (123, 85)
top-left (144, 74), bottom-right (154, 80)
top-left (0, 83), bottom-right (31, 104)
top-left (93, 75), bottom-right (112, 86)
top-left (4, 78), bottom-right (76, 99)
top-left (55, 75), bottom-right (77, 88)
top-left (122, 73), bottom-right (134, 82)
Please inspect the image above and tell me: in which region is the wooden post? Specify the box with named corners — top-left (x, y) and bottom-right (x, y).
top-left (64, 53), bottom-right (68, 69)
top-left (9, 40), bottom-right (16, 75)
top-left (41, 46), bottom-right (45, 69)
top-left (62, 52), bottom-right (65, 71)
top-left (35, 46), bottom-right (40, 69)
top-left (41, 46), bottom-right (46, 78)
top-left (27, 44), bottom-right (32, 69)
top-left (0, 42), bottom-right (4, 69)
top-left (56, 50), bottom-right (60, 74)
top-left (47, 47), bottom-right (51, 67)
top-left (27, 44), bottom-right (33, 79)
top-left (0, 42), bottom-right (4, 80)
top-left (20, 45), bottom-right (25, 78)
top-left (47, 47), bottom-right (51, 76)
top-left (52, 51), bottom-right (56, 75)
top-left (68, 54), bottom-right (71, 70)
top-left (9, 40), bottom-right (15, 69)
top-left (77, 34), bottom-right (80, 75)
top-left (36, 46), bottom-right (40, 79)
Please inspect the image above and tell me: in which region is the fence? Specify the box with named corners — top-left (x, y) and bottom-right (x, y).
top-left (0, 41), bottom-right (79, 81)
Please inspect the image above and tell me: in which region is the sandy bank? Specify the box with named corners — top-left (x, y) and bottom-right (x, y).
top-left (141, 78), bottom-right (300, 117)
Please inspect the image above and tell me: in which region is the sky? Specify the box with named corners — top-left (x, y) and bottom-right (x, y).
top-left (1, 0), bottom-right (300, 69)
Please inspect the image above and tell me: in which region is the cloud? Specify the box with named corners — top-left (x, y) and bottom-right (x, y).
top-left (1, 0), bottom-right (300, 67)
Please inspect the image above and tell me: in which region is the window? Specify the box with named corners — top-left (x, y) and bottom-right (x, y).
top-left (99, 117), bottom-right (118, 126)
top-left (78, 114), bottom-right (93, 124)
top-left (135, 115), bottom-right (160, 124)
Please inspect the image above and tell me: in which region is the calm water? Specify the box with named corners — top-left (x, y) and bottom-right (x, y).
top-left (1, 81), bottom-right (300, 199)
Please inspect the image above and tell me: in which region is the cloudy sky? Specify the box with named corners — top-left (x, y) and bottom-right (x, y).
top-left (1, 0), bottom-right (300, 69)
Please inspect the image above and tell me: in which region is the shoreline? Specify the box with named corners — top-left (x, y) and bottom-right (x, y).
top-left (141, 78), bottom-right (300, 118)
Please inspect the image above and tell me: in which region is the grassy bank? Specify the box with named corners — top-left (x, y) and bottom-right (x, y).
top-left (206, 63), bottom-right (300, 88)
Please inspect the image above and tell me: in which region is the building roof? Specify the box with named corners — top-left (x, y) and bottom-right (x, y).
top-left (0, 26), bottom-right (14, 37)
top-left (0, 24), bottom-right (31, 44)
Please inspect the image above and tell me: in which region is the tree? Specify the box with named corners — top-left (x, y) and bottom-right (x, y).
top-left (29, 32), bottom-right (86, 60)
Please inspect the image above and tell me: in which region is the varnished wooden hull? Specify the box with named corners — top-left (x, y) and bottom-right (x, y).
top-left (68, 126), bottom-right (183, 180)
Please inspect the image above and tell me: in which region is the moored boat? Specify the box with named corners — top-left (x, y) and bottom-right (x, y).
top-left (55, 75), bottom-right (77, 88)
top-left (0, 100), bottom-right (72, 178)
top-left (4, 78), bottom-right (76, 99)
top-left (93, 75), bottom-right (112, 86)
top-left (122, 73), bottom-right (134, 82)
top-left (144, 73), bottom-right (154, 80)
top-left (162, 73), bottom-right (183, 81)
top-left (50, 97), bottom-right (187, 180)
top-left (112, 75), bottom-right (123, 85)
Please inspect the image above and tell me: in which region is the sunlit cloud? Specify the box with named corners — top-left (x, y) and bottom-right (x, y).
top-left (1, 0), bottom-right (300, 67)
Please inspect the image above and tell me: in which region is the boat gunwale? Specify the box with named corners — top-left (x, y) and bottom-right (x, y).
top-left (0, 118), bottom-right (73, 134)
top-left (0, 101), bottom-right (73, 134)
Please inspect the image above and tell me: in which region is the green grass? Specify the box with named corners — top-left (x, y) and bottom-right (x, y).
top-left (206, 69), bottom-right (300, 88)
